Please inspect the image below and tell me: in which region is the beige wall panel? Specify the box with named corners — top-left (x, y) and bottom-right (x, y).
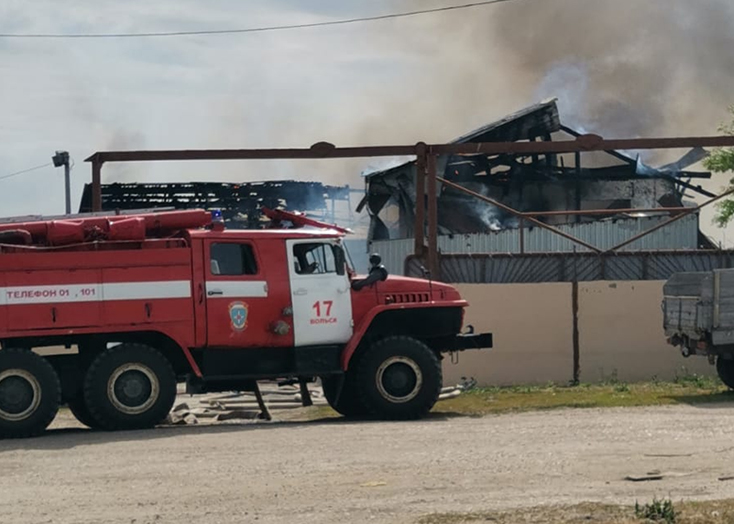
top-left (578, 280), bottom-right (714, 382)
top-left (443, 283), bottom-right (574, 386)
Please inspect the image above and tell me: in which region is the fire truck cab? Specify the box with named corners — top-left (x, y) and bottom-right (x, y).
top-left (0, 209), bottom-right (492, 438)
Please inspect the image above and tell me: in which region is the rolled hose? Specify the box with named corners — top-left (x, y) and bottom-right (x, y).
top-left (0, 229), bottom-right (32, 245)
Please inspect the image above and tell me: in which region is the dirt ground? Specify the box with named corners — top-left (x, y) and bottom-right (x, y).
top-left (2, 403), bottom-right (734, 524)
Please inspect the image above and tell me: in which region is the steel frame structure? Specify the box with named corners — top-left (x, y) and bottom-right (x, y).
top-left (86, 133), bottom-right (734, 278)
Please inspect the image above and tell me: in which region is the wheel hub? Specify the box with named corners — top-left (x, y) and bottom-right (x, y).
top-left (107, 363), bottom-right (160, 415)
top-left (0, 369), bottom-right (42, 421)
top-left (376, 356), bottom-right (423, 404)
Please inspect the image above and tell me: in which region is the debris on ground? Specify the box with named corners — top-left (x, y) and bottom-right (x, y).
top-left (625, 471), bottom-right (664, 482)
top-left (164, 382), bottom-right (470, 425)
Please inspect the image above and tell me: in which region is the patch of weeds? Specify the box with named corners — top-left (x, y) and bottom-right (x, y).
top-left (602, 369), bottom-right (622, 386)
top-left (614, 383), bottom-right (631, 393)
top-left (515, 384), bottom-right (540, 394)
top-left (635, 498), bottom-right (677, 524)
top-left (674, 371), bottom-right (719, 390)
top-left (417, 499), bottom-right (734, 524)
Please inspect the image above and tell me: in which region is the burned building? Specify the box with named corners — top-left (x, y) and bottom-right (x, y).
top-left (77, 180), bottom-right (371, 271)
top-left (79, 180), bottom-right (359, 230)
top-left (363, 99), bottom-right (711, 240)
top-left (362, 99), bottom-right (728, 281)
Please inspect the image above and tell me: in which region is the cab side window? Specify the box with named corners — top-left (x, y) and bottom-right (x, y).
top-left (210, 243), bottom-right (258, 276)
top-left (293, 243), bottom-right (337, 275)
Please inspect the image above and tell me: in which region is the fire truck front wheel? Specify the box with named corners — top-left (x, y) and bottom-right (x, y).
top-left (84, 343), bottom-right (176, 431)
top-left (0, 349), bottom-right (61, 439)
top-left (321, 374), bottom-right (368, 418)
top-left (356, 336), bottom-right (442, 420)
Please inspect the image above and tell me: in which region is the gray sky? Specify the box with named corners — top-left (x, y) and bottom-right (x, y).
top-left (1, 0), bottom-right (733, 242)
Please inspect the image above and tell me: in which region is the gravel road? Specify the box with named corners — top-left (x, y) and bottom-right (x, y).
top-left (1, 403), bottom-right (734, 524)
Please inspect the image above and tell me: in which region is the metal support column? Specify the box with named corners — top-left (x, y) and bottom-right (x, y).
top-left (571, 248), bottom-right (580, 385)
top-left (63, 163), bottom-right (71, 214)
top-left (574, 151), bottom-right (582, 224)
top-left (414, 143), bottom-right (427, 257)
top-left (426, 151), bottom-right (439, 278)
top-left (572, 280), bottom-right (580, 385)
top-left (52, 151), bottom-right (71, 214)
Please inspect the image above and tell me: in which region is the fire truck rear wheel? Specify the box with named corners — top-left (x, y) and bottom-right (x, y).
top-left (0, 349), bottom-right (61, 439)
top-left (716, 357), bottom-right (734, 389)
top-left (321, 375), bottom-right (367, 417)
top-left (356, 336), bottom-right (442, 420)
top-left (84, 343), bottom-right (176, 431)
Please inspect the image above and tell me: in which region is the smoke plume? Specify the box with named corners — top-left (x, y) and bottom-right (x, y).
top-left (487, 0), bottom-right (734, 140)
top-left (301, 0), bottom-right (734, 181)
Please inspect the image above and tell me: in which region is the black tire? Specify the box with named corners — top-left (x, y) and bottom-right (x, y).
top-left (67, 395), bottom-right (100, 429)
top-left (321, 374), bottom-right (368, 418)
top-left (84, 343), bottom-right (176, 431)
top-left (0, 349), bottom-right (61, 439)
top-left (355, 336), bottom-right (442, 420)
top-left (717, 357), bottom-right (734, 389)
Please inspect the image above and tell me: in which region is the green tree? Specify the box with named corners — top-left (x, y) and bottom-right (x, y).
top-left (704, 106), bottom-right (734, 227)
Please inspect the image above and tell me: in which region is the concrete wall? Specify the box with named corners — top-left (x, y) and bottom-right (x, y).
top-left (443, 282), bottom-right (714, 386)
top-left (443, 283), bottom-right (574, 386)
top-left (578, 280), bottom-right (712, 382)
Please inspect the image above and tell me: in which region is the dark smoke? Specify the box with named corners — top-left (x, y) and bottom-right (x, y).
top-left (355, 0), bottom-right (734, 182)
top-left (333, 0), bottom-right (734, 181)
top-left (360, 0), bottom-right (734, 232)
top-left (488, 0), bottom-right (734, 141)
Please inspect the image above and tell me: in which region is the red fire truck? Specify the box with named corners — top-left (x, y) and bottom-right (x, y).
top-left (0, 208), bottom-right (492, 438)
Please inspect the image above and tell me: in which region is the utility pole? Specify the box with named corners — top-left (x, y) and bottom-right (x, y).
top-left (52, 151), bottom-right (71, 214)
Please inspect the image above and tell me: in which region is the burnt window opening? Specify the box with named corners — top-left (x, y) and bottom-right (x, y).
top-left (210, 243), bottom-right (258, 276)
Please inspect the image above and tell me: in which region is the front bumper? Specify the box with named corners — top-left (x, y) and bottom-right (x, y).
top-left (442, 332), bottom-right (493, 352)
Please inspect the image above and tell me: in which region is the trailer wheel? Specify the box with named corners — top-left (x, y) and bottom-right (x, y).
top-left (0, 349), bottom-right (61, 439)
top-left (84, 344), bottom-right (176, 431)
top-left (356, 336), bottom-right (442, 420)
top-left (67, 395), bottom-right (100, 429)
top-left (716, 357), bottom-right (734, 389)
top-left (321, 375), bottom-right (367, 418)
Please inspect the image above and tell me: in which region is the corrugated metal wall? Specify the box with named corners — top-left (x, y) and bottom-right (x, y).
top-left (371, 214), bottom-right (699, 276)
top-left (405, 250), bottom-right (734, 283)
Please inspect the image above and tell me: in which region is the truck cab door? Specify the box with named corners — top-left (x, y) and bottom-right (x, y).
top-left (286, 239), bottom-right (353, 346)
top-left (204, 240), bottom-right (276, 348)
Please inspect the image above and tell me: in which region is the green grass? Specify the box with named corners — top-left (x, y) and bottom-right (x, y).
top-left (302, 374), bottom-right (734, 420)
top-left (635, 498), bottom-right (677, 524)
top-left (417, 499), bottom-right (734, 524)
top-left (434, 376), bottom-right (732, 417)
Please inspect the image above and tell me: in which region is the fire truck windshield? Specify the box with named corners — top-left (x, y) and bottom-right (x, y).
top-left (340, 240), bottom-right (356, 276)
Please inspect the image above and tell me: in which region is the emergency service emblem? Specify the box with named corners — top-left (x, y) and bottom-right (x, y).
top-left (228, 301), bottom-right (249, 331)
